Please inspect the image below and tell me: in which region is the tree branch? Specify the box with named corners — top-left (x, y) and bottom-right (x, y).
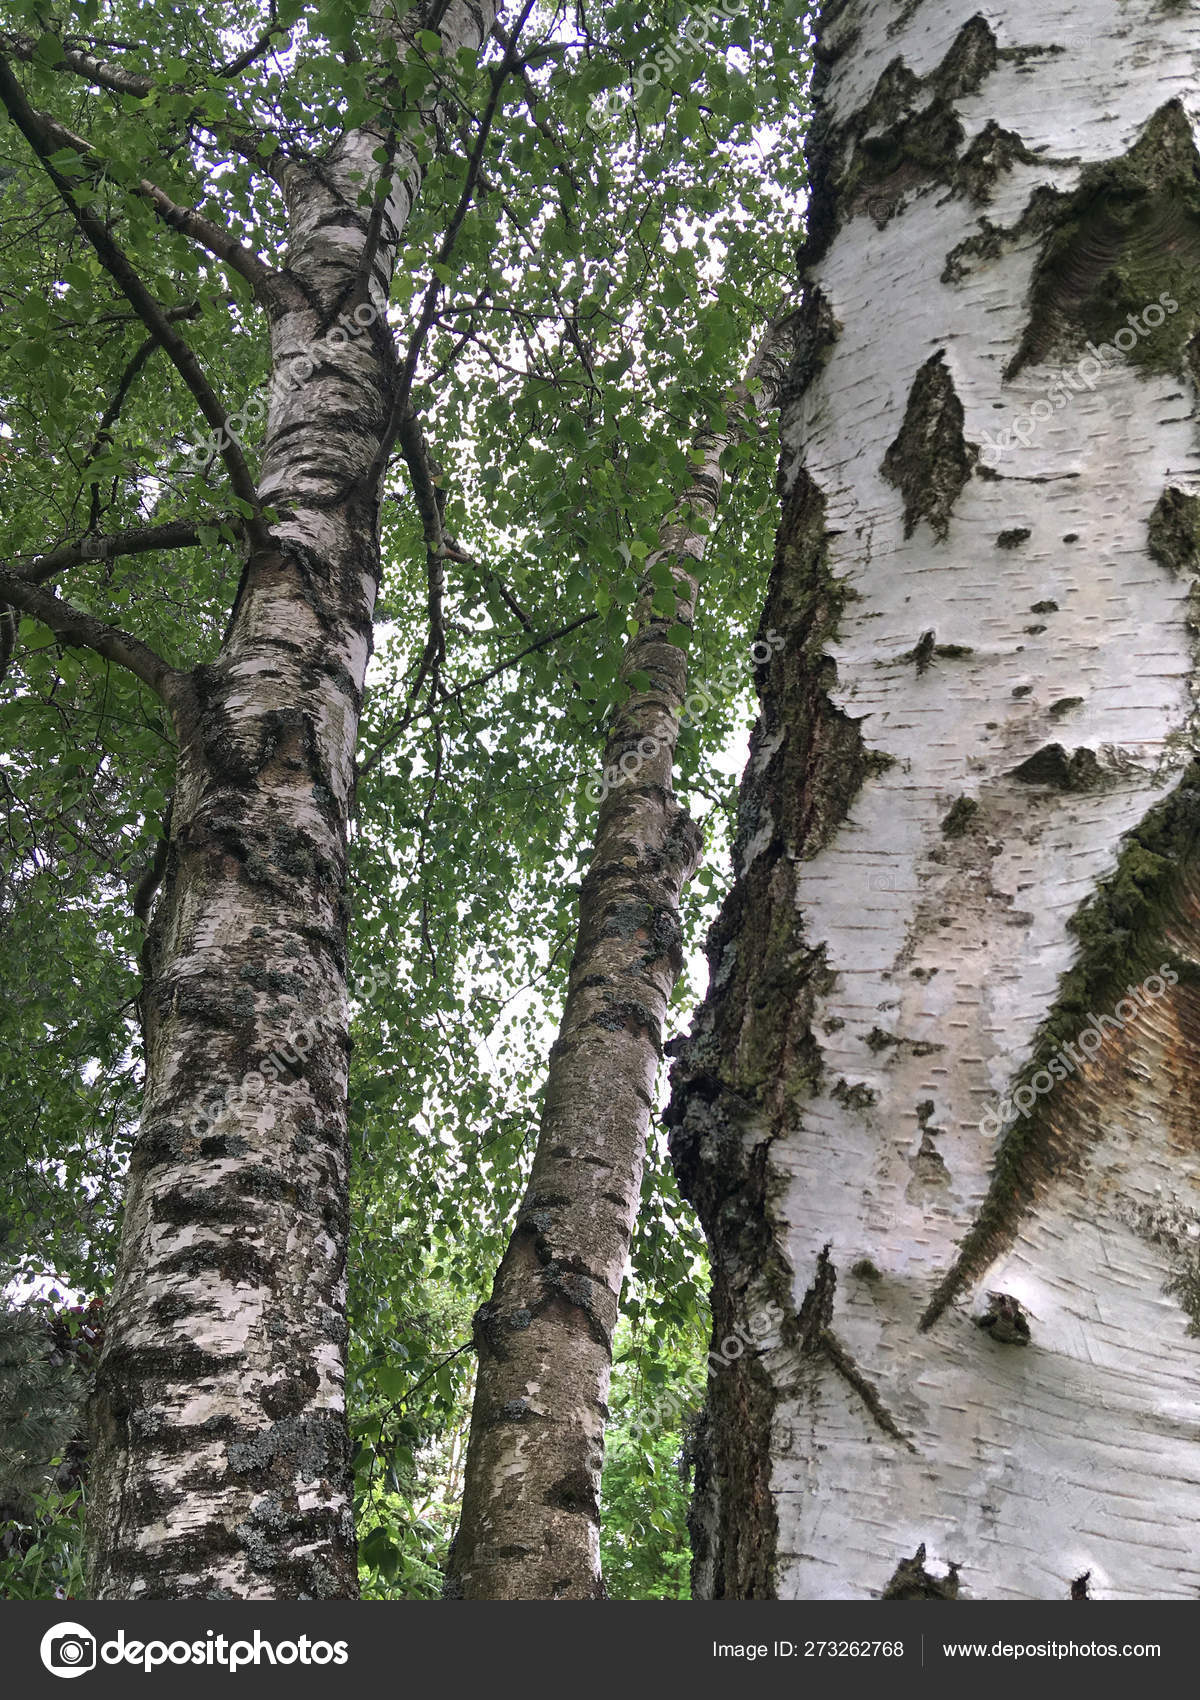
top-left (10, 517), bottom-right (243, 586)
top-left (25, 98), bottom-right (281, 302)
top-left (362, 1), bottom-right (536, 498)
top-left (79, 332), bottom-right (165, 532)
top-left (217, 20), bottom-right (288, 79)
top-left (132, 175), bottom-right (280, 301)
top-left (357, 611), bottom-right (598, 780)
top-left (0, 32), bottom-right (154, 98)
top-left (0, 55), bottom-right (269, 544)
top-left (0, 569), bottom-right (181, 700)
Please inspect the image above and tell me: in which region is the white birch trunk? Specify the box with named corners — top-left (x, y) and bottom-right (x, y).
top-left (449, 325), bottom-right (792, 1600)
top-left (85, 0), bottom-right (495, 1599)
top-left (669, 0), bottom-right (1200, 1600)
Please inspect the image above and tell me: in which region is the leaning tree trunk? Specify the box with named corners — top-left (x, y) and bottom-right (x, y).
top-left (668, 0), bottom-right (1200, 1601)
top-left (449, 322), bottom-right (792, 1600)
top-left (83, 1), bottom-right (496, 1601)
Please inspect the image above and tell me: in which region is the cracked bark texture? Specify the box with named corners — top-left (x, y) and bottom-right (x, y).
top-left (449, 325), bottom-right (792, 1599)
top-left (669, 0), bottom-right (1200, 1600)
top-left (84, 0), bottom-right (496, 1601)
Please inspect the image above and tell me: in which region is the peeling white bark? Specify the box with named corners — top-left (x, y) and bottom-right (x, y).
top-left (450, 326), bottom-right (793, 1600)
top-left (672, 0), bottom-right (1200, 1601)
top-left (86, 2), bottom-right (497, 1601)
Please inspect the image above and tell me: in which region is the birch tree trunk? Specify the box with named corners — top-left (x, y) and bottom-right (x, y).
top-left (79, 0), bottom-right (496, 1601)
top-left (449, 324), bottom-right (792, 1600)
top-left (668, 0), bottom-right (1200, 1601)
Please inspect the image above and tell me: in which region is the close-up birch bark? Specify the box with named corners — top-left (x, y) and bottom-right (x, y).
top-left (1, 0), bottom-right (1198, 1619)
top-left (669, 0), bottom-right (1200, 1601)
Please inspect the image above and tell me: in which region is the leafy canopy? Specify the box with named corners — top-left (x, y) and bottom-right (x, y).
top-left (0, 0), bottom-right (810, 1595)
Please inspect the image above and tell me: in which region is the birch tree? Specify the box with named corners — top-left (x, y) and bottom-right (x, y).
top-left (450, 317), bottom-right (793, 1600)
top-left (0, 0), bottom-right (805, 1601)
top-left (0, 0), bottom-right (499, 1599)
top-left (669, 0), bottom-right (1200, 1600)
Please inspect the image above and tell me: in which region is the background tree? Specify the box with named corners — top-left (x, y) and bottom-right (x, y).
top-left (668, 0), bottom-right (1200, 1601)
top-left (0, 0), bottom-right (806, 1597)
top-left (450, 314), bottom-right (793, 1600)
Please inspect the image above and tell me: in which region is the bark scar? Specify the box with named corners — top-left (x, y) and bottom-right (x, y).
top-left (784, 1246), bottom-right (918, 1453)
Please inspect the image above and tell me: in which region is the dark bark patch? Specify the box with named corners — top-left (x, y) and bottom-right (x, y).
top-left (544, 1468), bottom-right (598, 1518)
top-left (152, 1186), bottom-right (257, 1228)
top-left (261, 1377), bottom-right (316, 1421)
top-left (883, 1543), bottom-right (960, 1599)
top-left (977, 1291), bottom-right (1031, 1344)
top-left (837, 18), bottom-right (998, 226)
top-left (1148, 486), bottom-right (1200, 576)
top-left (148, 1293), bottom-right (192, 1325)
top-left (923, 764), bottom-right (1200, 1326)
top-left (158, 1239), bottom-right (274, 1288)
top-left (777, 287), bottom-right (840, 413)
top-left (1008, 744), bottom-right (1104, 791)
top-left (793, 1244), bottom-right (837, 1354)
top-left (957, 121), bottom-right (1039, 204)
top-left (233, 1497), bottom-right (353, 1599)
top-left (226, 1409), bottom-right (345, 1484)
top-left (1005, 102), bottom-right (1200, 379)
top-left (665, 1083), bottom-right (779, 1598)
top-left (942, 796), bottom-right (980, 837)
top-left (831, 1077), bottom-right (878, 1109)
top-left (882, 353), bottom-right (977, 540)
top-left (910, 1132), bottom-right (949, 1187)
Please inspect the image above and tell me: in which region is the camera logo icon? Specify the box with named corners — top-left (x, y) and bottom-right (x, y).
top-left (40, 1623), bottom-right (97, 1678)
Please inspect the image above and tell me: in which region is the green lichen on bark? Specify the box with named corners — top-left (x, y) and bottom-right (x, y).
top-left (1006, 101), bottom-right (1200, 379)
top-left (882, 352), bottom-right (977, 540)
top-left (836, 16), bottom-right (1000, 226)
top-left (1148, 486), bottom-right (1200, 577)
top-left (922, 764), bottom-right (1200, 1327)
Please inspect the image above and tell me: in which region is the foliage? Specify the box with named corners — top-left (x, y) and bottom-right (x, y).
top-left (0, 1293), bottom-right (100, 1599)
top-left (600, 1314), bottom-right (709, 1600)
top-left (0, 1295), bottom-right (88, 1514)
top-left (349, 1264), bottom-right (477, 1598)
top-left (0, 1481), bottom-right (87, 1600)
top-left (0, 0), bottom-right (811, 1595)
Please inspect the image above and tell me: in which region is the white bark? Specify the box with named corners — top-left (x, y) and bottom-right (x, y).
top-left (450, 323), bottom-right (793, 1600)
top-left (85, 1), bottom-right (497, 1599)
top-left (671, 0), bottom-right (1200, 1601)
